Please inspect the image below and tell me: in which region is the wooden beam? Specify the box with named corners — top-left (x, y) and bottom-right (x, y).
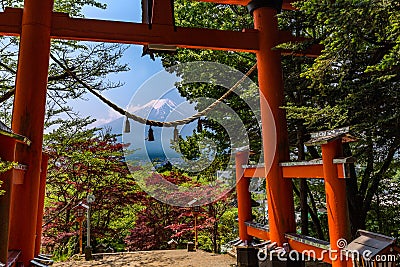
top-left (243, 164), bottom-right (266, 178)
top-left (0, 9), bottom-right (321, 55)
top-left (9, 0), bottom-right (53, 264)
top-left (281, 163), bottom-right (350, 179)
top-left (51, 12), bottom-right (259, 52)
top-left (243, 161), bottom-right (351, 179)
top-left (0, 8), bottom-right (22, 36)
top-left (236, 152), bottom-right (253, 242)
top-left (321, 140), bottom-right (350, 267)
top-left (243, 161), bottom-right (350, 179)
top-left (281, 164), bottom-right (324, 179)
top-left (247, 224), bottom-right (270, 241)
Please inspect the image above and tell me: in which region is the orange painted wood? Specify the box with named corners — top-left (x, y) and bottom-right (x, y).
top-left (50, 13), bottom-right (259, 52)
top-left (280, 164), bottom-right (347, 179)
top-left (0, 0), bottom-right (320, 262)
top-left (0, 9), bottom-right (324, 55)
top-left (151, 0), bottom-right (174, 26)
top-left (243, 166), bottom-right (266, 178)
top-left (321, 140), bottom-right (350, 267)
top-left (9, 0), bottom-right (53, 265)
top-left (0, 137), bottom-right (17, 265)
top-left (243, 164), bottom-right (349, 179)
top-left (11, 169), bottom-right (25, 185)
top-left (246, 225), bottom-right (270, 241)
top-left (0, 8), bottom-right (22, 36)
top-left (236, 152), bottom-right (252, 242)
top-left (282, 164), bottom-right (324, 179)
top-left (336, 164), bottom-right (346, 179)
top-left (254, 6), bottom-right (296, 246)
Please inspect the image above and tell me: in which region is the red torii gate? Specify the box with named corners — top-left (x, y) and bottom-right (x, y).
top-left (0, 0), bottom-right (347, 266)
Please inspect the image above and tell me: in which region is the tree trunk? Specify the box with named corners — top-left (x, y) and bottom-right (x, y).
top-left (297, 123), bottom-right (309, 235)
top-left (213, 220), bottom-right (218, 253)
top-left (344, 139), bottom-right (399, 238)
top-left (293, 183), bottom-right (325, 239)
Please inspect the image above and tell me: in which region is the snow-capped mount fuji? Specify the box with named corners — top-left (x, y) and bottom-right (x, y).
top-left (100, 98), bottom-right (185, 134)
top-left (128, 99), bottom-right (179, 120)
top-left (99, 98), bottom-right (196, 162)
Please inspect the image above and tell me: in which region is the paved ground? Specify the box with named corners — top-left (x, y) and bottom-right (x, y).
top-left (53, 250), bottom-right (237, 267)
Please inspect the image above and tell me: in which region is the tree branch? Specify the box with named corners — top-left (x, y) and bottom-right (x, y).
top-left (0, 61), bottom-right (75, 104)
top-left (0, 88), bottom-right (15, 103)
top-left (0, 61), bottom-right (16, 74)
top-left (360, 138), bottom-right (374, 196)
top-left (363, 140), bottom-right (400, 214)
top-left (293, 181), bottom-right (325, 239)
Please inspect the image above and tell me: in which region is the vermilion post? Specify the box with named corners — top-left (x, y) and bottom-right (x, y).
top-left (321, 139), bottom-right (350, 267)
top-left (35, 153), bottom-right (50, 256)
top-left (0, 137), bottom-right (16, 265)
top-left (235, 151), bottom-right (252, 242)
top-left (79, 220), bottom-right (83, 254)
top-left (194, 213), bottom-right (198, 250)
top-left (9, 0), bottom-right (53, 264)
top-left (253, 5), bottom-right (296, 245)
top-left (151, 0), bottom-right (174, 26)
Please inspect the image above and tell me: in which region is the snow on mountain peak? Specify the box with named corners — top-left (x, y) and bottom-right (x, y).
top-left (145, 99), bottom-right (177, 110)
top-left (129, 99), bottom-right (177, 113)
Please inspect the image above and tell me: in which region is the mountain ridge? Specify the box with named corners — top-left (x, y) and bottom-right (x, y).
top-left (97, 98), bottom-right (197, 162)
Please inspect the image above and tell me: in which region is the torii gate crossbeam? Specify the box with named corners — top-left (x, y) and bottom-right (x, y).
top-left (0, 6), bottom-right (314, 53)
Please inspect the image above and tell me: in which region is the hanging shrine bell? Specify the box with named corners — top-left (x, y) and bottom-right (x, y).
top-left (124, 116), bottom-right (130, 133)
top-left (174, 126), bottom-right (179, 142)
top-left (148, 126), bottom-right (155, 141)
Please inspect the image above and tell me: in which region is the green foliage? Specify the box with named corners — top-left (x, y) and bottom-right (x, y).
top-left (53, 0), bottom-right (106, 17)
top-left (285, 103), bottom-right (348, 129)
top-left (174, 0), bottom-right (252, 31)
top-left (42, 118), bottom-right (138, 255)
top-left (297, 0), bottom-right (399, 83)
top-left (160, 1), bottom-right (263, 172)
top-left (171, 131), bottom-right (231, 181)
top-left (0, 159), bottom-right (14, 196)
top-left (217, 209), bottom-right (238, 249)
top-left (195, 207), bottom-right (238, 253)
top-left (0, 0), bottom-right (397, 259)
top-left (165, 0), bottom-right (400, 239)
top-left (282, 0), bottom-right (400, 236)
top-left (197, 233), bottom-right (213, 252)
top-left (0, 1), bottom-right (129, 127)
top-left (0, 0), bottom-right (106, 15)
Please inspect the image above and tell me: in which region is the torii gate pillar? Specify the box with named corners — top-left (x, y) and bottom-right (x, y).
top-left (251, 1), bottom-right (296, 245)
top-left (321, 139), bottom-right (350, 267)
top-left (10, 0), bottom-right (53, 265)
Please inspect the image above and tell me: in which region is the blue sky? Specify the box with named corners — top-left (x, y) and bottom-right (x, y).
top-left (70, 0), bottom-right (168, 127)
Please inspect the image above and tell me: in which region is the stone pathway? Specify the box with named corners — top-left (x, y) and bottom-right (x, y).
top-left (53, 250), bottom-right (237, 267)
